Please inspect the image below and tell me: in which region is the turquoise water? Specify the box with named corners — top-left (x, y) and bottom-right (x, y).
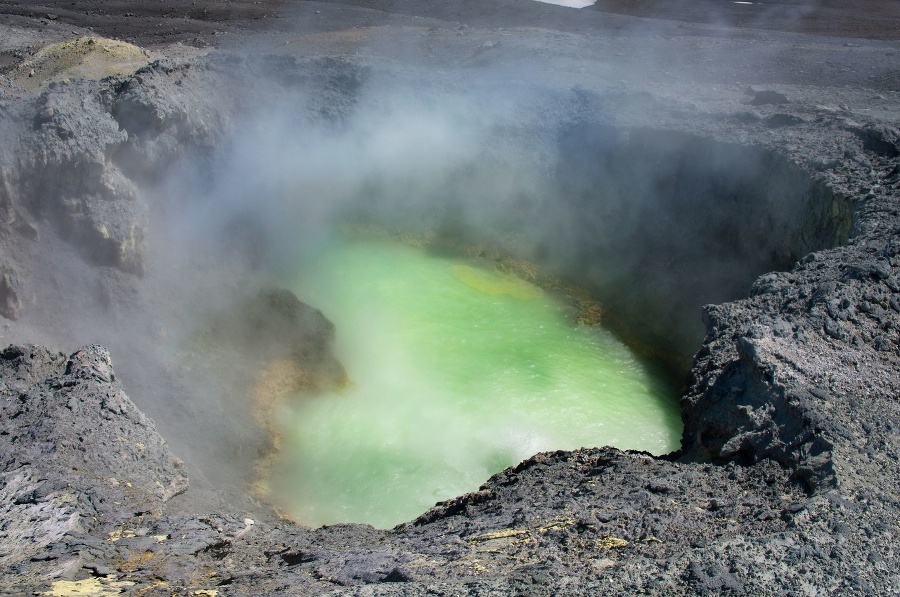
top-left (274, 236), bottom-right (682, 528)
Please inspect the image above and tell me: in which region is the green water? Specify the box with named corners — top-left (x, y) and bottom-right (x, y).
top-left (275, 236), bottom-right (682, 529)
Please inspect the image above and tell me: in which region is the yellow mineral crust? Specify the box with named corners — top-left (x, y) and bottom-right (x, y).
top-left (13, 36), bottom-right (153, 90)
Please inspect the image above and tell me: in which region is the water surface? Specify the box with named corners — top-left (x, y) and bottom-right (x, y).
top-left (276, 235), bottom-right (681, 528)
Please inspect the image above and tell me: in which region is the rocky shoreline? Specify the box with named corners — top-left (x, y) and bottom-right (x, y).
top-left (0, 1), bottom-right (898, 594)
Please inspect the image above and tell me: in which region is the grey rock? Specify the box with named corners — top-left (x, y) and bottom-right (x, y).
top-left (0, 265), bottom-right (21, 320)
top-left (0, 6), bottom-right (898, 596)
top-left (750, 89), bottom-right (789, 105)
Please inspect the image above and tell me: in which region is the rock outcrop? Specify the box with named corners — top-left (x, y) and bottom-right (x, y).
top-left (0, 345), bottom-right (187, 582)
top-left (0, 6), bottom-right (897, 595)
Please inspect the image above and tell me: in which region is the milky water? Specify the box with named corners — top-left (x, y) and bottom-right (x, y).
top-left (276, 236), bottom-right (682, 528)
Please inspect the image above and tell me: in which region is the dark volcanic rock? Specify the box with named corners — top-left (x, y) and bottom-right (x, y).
top-left (0, 344), bottom-right (186, 585)
top-left (750, 89), bottom-right (789, 106)
top-left (0, 2), bottom-right (898, 595)
top-left (0, 344), bottom-right (187, 504)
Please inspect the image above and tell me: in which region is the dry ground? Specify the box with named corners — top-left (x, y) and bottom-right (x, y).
top-left (0, 0), bottom-right (897, 50)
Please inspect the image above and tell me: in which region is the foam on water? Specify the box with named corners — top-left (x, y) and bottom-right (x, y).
top-left (274, 235), bottom-right (682, 528)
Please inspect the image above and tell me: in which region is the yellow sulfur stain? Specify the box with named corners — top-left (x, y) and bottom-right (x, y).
top-left (249, 354), bottom-right (350, 504)
top-left (470, 528), bottom-right (530, 542)
top-left (538, 517), bottom-right (577, 533)
top-left (576, 298), bottom-right (603, 326)
top-left (107, 529), bottom-right (135, 542)
top-left (39, 577), bottom-right (135, 596)
top-left (596, 536), bottom-right (629, 549)
top-left (192, 591), bottom-right (219, 597)
top-left (119, 551), bottom-right (154, 574)
top-left (451, 264), bottom-right (543, 300)
top-left (12, 36), bottom-right (153, 90)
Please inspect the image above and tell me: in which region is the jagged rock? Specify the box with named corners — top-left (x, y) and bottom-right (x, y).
top-left (0, 344), bottom-right (187, 575)
top-left (0, 265), bottom-right (22, 320)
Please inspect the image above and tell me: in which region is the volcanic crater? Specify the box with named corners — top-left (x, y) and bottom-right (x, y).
top-left (0, 1), bottom-right (898, 595)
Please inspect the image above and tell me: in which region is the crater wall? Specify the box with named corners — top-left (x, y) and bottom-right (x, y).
top-left (0, 36), bottom-right (897, 594)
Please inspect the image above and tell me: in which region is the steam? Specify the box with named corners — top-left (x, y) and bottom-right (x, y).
top-left (95, 43), bottom-right (844, 515)
top-left (2, 1), bottom-right (863, 517)
top-left (109, 71), bottom-right (560, 513)
top-left (269, 234), bottom-right (680, 527)
top-left (154, 72), bottom-right (560, 292)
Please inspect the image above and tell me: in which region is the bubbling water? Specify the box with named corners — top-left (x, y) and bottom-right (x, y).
top-left (272, 235), bottom-right (682, 528)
